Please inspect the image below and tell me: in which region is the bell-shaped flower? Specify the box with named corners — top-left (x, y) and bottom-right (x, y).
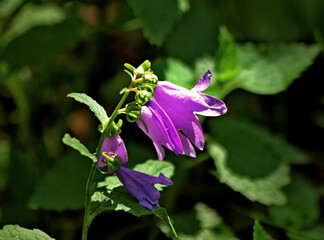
top-left (98, 136), bottom-right (172, 210)
top-left (137, 69), bottom-right (227, 160)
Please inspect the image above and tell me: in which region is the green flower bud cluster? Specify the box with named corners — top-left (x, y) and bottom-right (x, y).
top-left (99, 119), bottom-right (123, 137)
top-left (123, 60), bottom-right (159, 122)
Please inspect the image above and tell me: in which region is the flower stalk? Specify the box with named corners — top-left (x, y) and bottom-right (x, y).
top-left (81, 73), bottom-right (138, 240)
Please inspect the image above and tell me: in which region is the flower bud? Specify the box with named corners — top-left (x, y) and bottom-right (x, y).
top-left (125, 101), bottom-right (142, 122)
top-left (100, 152), bottom-right (122, 174)
top-left (135, 90), bottom-right (152, 105)
top-left (107, 120), bottom-right (122, 137)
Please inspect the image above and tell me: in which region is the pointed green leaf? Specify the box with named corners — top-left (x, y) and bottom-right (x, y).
top-left (62, 133), bottom-right (97, 162)
top-left (253, 220), bottom-right (273, 240)
top-left (207, 142), bottom-right (290, 206)
top-left (0, 225), bottom-right (54, 240)
top-left (67, 92), bottom-right (108, 128)
top-left (233, 43), bottom-right (320, 94)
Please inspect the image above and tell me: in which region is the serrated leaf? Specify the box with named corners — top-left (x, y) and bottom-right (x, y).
top-left (67, 92), bottom-right (108, 128)
top-left (127, 0), bottom-right (179, 46)
top-left (0, 225), bottom-right (54, 240)
top-left (29, 154), bottom-right (91, 211)
top-left (233, 43), bottom-right (320, 94)
top-left (215, 26), bottom-right (240, 81)
top-left (207, 142), bottom-right (290, 206)
top-left (253, 220), bottom-right (273, 240)
top-left (62, 133), bottom-right (97, 162)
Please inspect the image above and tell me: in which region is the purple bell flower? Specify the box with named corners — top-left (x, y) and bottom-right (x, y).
top-left (137, 69), bottom-right (227, 160)
top-left (99, 136), bottom-right (172, 210)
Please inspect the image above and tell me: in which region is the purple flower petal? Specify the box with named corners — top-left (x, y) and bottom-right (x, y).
top-left (116, 166), bottom-right (173, 210)
top-left (98, 136), bottom-right (128, 168)
top-left (191, 69), bottom-right (212, 92)
top-left (152, 71), bottom-right (227, 150)
top-left (136, 101), bottom-right (188, 160)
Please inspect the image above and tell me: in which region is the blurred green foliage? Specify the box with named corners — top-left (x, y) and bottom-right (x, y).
top-left (0, 0), bottom-right (324, 239)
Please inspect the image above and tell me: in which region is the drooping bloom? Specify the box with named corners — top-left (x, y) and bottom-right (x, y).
top-left (137, 69), bottom-right (227, 160)
top-left (99, 136), bottom-right (172, 210)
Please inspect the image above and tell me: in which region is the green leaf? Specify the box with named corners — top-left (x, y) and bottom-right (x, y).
top-left (268, 177), bottom-right (320, 229)
top-left (166, 2), bottom-right (219, 64)
top-left (153, 57), bottom-right (194, 89)
top-left (127, 0), bottom-right (179, 46)
top-left (215, 25), bottom-right (240, 81)
top-left (253, 220), bottom-right (273, 240)
top-left (233, 43), bottom-right (320, 94)
top-left (29, 154), bottom-right (91, 211)
top-left (62, 133), bottom-right (97, 162)
top-left (2, 3), bottom-right (66, 45)
top-left (209, 118), bottom-right (309, 178)
top-left (0, 225), bottom-right (54, 240)
top-left (91, 160), bottom-right (176, 237)
top-left (207, 142), bottom-right (290, 206)
top-left (159, 202), bottom-right (238, 240)
top-left (67, 92), bottom-right (108, 128)
top-left (1, 14), bottom-right (85, 68)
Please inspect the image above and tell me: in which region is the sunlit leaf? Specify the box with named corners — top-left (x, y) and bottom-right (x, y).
top-left (67, 92), bottom-right (108, 128)
top-left (29, 154), bottom-right (91, 211)
top-left (253, 220), bottom-right (273, 240)
top-left (215, 25), bottom-right (240, 81)
top-left (207, 142), bottom-right (290, 206)
top-left (62, 133), bottom-right (97, 162)
top-left (153, 57), bottom-right (194, 89)
top-left (233, 43), bottom-right (320, 94)
top-left (0, 225), bottom-right (54, 240)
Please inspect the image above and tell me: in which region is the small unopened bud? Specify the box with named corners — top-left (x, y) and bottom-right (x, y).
top-left (135, 90), bottom-right (152, 105)
top-left (101, 152), bottom-right (122, 174)
top-left (108, 120), bottom-right (122, 137)
top-left (125, 101), bottom-right (142, 122)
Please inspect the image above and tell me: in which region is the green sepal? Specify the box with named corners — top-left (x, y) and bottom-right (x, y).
top-left (124, 63), bottom-right (136, 73)
top-left (124, 69), bottom-right (133, 78)
top-left (138, 118), bottom-right (149, 133)
top-left (119, 87), bottom-right (128, 95)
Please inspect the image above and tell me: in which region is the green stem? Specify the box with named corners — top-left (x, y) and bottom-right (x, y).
top-left (81, 76), bottom-right (136, 240)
